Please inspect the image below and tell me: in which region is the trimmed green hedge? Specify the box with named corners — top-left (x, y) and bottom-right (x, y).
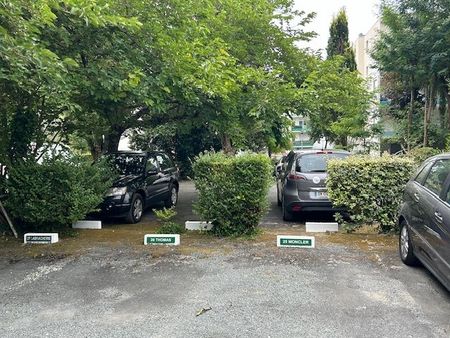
top-left (193, 152), bottom-right (272, 236)
top-left (327, 155), bottom-right (414, 233)
top-left (3, 156), bottom-right (114, 232)
top-left (405, 147), bottom-right (441, 165)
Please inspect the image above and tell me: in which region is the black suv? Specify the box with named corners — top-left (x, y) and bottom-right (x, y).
top-left (100, 151), bottom-right (180, 223)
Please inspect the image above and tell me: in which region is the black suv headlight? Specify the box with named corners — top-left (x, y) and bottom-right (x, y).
top-left (105, 187), bottom-right (127, 197)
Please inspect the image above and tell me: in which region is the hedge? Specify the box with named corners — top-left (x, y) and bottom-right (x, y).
top-left (327, 155), bottom-right (414, 233)
top-left (3, 156), bottom-right (114, 232)
top-left (405, 147), bottom-right (441, 165)
top-left (193, 152), bottom-right (272, 236)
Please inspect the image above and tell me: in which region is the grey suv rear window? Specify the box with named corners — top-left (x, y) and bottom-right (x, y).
top-left (296, 153), bottom-right (349, 173)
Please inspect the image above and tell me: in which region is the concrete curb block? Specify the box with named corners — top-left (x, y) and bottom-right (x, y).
top-left (73, 220), bottom-right (102, 229)
top-left (306, 222), bottom-right (338, 233)
top-left (185, 221), bottom-right (212, 231)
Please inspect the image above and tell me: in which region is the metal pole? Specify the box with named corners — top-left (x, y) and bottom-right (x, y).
top-left (0, 200), bottom-right (18, 239)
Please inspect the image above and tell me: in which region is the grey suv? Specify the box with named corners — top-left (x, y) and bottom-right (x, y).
top-left (276, 150), bottom-right (350, 221)
top-left (399, 153), bottom-right (450, 291)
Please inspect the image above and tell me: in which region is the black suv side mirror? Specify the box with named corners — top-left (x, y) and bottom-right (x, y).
top-left (147, 165), bottom-right (158, 176)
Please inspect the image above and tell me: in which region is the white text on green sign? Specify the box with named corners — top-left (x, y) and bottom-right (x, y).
top-left (277, 235), bottom-right (315, 248)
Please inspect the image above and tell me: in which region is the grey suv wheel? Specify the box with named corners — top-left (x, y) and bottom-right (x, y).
top-left (282, 196), bottom-right (293, 221)
top-left (399, 220), bottom-right (419, 266)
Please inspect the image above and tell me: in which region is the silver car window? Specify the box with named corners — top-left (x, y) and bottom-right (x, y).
top-left (423, 159), bottom-right (450, 196)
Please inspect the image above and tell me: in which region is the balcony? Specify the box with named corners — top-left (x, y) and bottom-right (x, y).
top-left (292, 126), bottom-right (309, 133)
top-left (293, 140), bottom-right (314, 149)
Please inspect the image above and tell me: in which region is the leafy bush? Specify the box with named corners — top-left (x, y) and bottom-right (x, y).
top-left (193, 152), bottom-right (272, 236)
top-left (327, 155), bottom-right (414, 233)
top-left (3, 156), bottom-right (114, 231)
top-left (154, 207), bottom-right (185, 234)
top-left (406, 147), bottom-right (441, 165)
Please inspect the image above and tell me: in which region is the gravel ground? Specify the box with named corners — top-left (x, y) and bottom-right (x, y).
top-left (1, 182), bottom-right (449, 337)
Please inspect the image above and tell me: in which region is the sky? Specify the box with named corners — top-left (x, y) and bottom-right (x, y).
top-left (294, 0), bottom-right (380, 55)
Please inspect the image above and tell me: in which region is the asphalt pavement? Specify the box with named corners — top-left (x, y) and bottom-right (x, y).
top-left (1, 181), bottom-right (449, 337)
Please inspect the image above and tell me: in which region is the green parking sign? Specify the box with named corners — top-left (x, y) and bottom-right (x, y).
top-left (277, 235), bottom-right (315, 248)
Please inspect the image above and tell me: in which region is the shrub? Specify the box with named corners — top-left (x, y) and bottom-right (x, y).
top-left (3, 155), bottom-right (114, 231)
top-left (327, 155), bottom-right (414, 233)
top-left (154, 207), bottom-right (184, 234)
top-left (193, 152), bottom-right (272, 237)
top-left (406, 147), bottom-right (441, 165)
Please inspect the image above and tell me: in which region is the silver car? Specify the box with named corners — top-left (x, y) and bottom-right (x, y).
top-left (276, 150), bottom-right (350, 221)
top-left (399, 153), bottom-right (450, 291)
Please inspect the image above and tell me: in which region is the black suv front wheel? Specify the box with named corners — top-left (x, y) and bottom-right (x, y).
top-left (164, 185), bottom-right (178, 208)
top-left (126, 194), bottom-right (144, 224)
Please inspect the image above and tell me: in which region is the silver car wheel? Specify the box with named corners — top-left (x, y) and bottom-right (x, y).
top-left (400, 225), bottom-right (409, 260)
top-left (133, 198), bottom-right (143, 220)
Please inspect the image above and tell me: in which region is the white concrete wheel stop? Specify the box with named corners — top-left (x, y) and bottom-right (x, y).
top-left (72, 220), bottom-right (102, 229)
top-left (306, 222), bottom-right (338, 233)
top-left (185, 221), bottom-right (213, 231)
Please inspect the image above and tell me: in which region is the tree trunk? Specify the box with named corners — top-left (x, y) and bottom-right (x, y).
top-left (407, 88), bottom-right (414, 151)
top-left (423, 86), bottom-right (429, 147)
top-left (105, 127), bottom-right (125, 154)
top-left (221, 134), bottom-right (233, 154)
top-left (339, 136), bottom-right (348, 149)
top-left (90, 142), bottom-right (103, 161)
top-left (446, 89), bottom-right (450, 131)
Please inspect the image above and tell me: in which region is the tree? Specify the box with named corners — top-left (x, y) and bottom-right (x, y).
top-left (299, 57), bottom-right (372, 148)
top-left (327, 8), bottom-right (357, 71)
top-left (0, 0), bottom-right (140, 162)
top-left (373, 0), bottom-right (450, 149)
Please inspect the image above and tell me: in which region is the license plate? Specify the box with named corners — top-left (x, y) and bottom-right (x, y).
top-left (311, 191), bottom-right (328, 199)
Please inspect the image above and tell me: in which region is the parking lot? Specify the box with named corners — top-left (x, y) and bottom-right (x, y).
top-left (1, 182), bottom-right (449, 337)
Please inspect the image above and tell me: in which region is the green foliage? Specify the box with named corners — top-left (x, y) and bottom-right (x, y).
top-left (326, 8), bottom-right (356, 71)
top-left (154, 207), bottom-right (177, 223)
top-left (154, 207), bottom-right (184, 234)
top-left (156, 222), bottom-right (185, 235)
top-left (193, 152), bottom-right (272, 236)
top-left (405, 147), bottom-right (442, 165)
top-left (373, 0), bottom-right (450, 149)
top-left (3, 155), bottom-right (115, 231)
top-left (299, 57), bottom-right (372, 147)
top-left (327, 155), bottom-right (415, 233)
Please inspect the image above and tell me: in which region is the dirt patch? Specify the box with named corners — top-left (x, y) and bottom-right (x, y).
top-left (0, 223), bottom-right (398, 263)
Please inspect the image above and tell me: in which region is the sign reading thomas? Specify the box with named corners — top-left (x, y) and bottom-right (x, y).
top-left (24, 233), bottom-right (59, 244)
top-left (277, 235), bottom-right (315, 248)
top-left (144, 234), bottom-right (180, 246)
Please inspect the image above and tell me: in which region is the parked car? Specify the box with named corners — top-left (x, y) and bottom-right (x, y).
top-left (100, 151), bottom-right (180, 223)
top-left (398, 153), bottom-right (450, 291)
top-left (273, 155), bottom-right (287, 176)
top-left (276, 150), bottom-right (350, 221)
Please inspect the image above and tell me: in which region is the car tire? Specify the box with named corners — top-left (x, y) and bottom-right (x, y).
top-left (282, 196), bottom-right (293, 221)
top-left (399, 220), bottom-right (419, 266)
top-left (164, 184), bottom-right (178, 208)
top-left (126, 194), bottom-right (144, 224)
top-left (277, 186), bottom-right (282, 207)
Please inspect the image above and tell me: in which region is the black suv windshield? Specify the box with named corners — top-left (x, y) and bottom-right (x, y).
top-left (296, 153), bottom-right (349, 173)
top-left (112, 154), bottom-right (146, 176)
